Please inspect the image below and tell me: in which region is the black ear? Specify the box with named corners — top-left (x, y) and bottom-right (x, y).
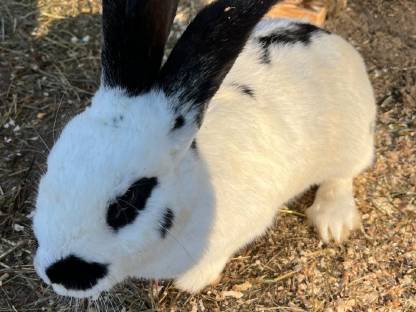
top-left (101, 0), bottom-right (179, 96)
top-left (157, 0), bottom-right (280, 126)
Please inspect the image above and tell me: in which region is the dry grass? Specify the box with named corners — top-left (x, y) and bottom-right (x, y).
top-left (0, 0), bottom-right (415, 311)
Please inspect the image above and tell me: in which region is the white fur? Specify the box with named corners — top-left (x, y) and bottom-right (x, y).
top-left (33, 19), bottom-right (375, 297)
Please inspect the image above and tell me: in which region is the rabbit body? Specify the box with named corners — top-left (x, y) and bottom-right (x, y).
top-left (128, 19), bottom-right (375, 291)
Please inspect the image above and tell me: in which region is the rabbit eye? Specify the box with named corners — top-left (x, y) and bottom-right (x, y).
top-left (107, 177), bottom-right (158, 231)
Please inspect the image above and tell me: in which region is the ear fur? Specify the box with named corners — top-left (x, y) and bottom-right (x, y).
top-left (158, 0), bottom-right (280, 126)
top-left (101, 0), bottom-right (179, 96)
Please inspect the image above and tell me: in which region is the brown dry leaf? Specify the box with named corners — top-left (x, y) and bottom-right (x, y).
top-left (372, 197), bottom-right (395, 215)
top-left (405, 204), bottom-right (416, 213)
top-left (232, 281), bottom-right (252, 292)
top-left (222, 290), bottom-right (244, 299)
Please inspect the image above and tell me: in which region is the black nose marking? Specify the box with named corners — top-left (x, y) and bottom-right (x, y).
top-left (46, 255), bottom-right (107, 290)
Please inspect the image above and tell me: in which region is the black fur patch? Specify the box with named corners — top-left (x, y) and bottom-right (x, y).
top-left (101, 0), bottom-right (179, 95)
top-left (158, 0), bottom-right (280, 126)
top-left (191, 140), bottom-right (197, 150)
top-left (232, 83), bottom-right (255, 98)
top-left (107, 177), bottom-right (158, 231)
top-left (173, 115), bottom-right (185, 130)
top-left (46, 255), bottom-right (107, 290)
top-left (159, 208), bottom-right (174, 238)
top-left (257, 23), bottom-right (329, 64)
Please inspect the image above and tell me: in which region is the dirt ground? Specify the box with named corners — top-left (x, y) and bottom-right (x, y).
top-left (0, 0), bottom-right (415, 311)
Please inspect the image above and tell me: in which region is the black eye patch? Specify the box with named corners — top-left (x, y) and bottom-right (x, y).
top-left (107, 177), bottom-right (158, 231)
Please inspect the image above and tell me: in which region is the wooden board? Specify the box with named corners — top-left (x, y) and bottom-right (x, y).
top-left (265, 0), bottom-right (347, 27)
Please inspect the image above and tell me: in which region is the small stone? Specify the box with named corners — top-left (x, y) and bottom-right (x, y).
top-left (81, 35), bottom-right (90, 43)
top-left (13, 224), bottom-right (24, 232)
top-left (37, 112), bottom-right (47, 119)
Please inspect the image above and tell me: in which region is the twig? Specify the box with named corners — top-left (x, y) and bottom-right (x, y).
top-left (279, 208), bottom-right (306, 218)
top-left (1, 17), bottom-right (4, 42)
top-left (1, 287), bottom-right (18, 312)
top-left (40, 12), bottom-right (66, 19)
top-left (0, 46), bottom-right (25, 55)
top-left (0, 273), bottom-right (10, 285)
top-left (256, 307), bottom-right (306, 312)
top-left (262, 270), bottom-right (300, 284)
top-left (1, 237), bottom-right (18, 246)
top-left (0, 241), bottom-right (25, 261)
top-left (53, 95), bottom-right (64, 143)
top-left (0, 261), bottom-right (11, 269)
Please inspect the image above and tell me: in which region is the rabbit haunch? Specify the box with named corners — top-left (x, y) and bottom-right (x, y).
top-left (32, 0), bottom-right (375, 299)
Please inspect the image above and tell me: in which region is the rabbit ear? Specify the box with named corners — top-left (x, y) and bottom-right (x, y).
top-left (157, 0), bottom-right (279, 126)
top-left (101, 0), bottom-right (179, 95)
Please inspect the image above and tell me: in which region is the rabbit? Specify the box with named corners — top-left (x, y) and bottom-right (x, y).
top-left (32, 0), bottom-right (376, 299)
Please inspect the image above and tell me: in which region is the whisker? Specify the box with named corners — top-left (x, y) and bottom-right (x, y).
top-left (57, 294), bottom-right (65, 308)
top-left (157, 223), bottom-right (197, 265)
top-left (112, 292), bottom-right (122, 311)
top-left (32, 127), bottom-right (51, 153)
top-left (114, 292), bottom-right (123, 307)
top-left (104, 295), bottom-right (110, 312)
top-left (101, 278), bottom-right (121, 312)
top-left (156, 222), bottom-right (215, 291)
top-left (105, 292), bottom-right (116, 312)
top-left (68, 297), bottom-right (74, 312)
top-left (92, 297), bottom-right (98, 312)
top-left (96, 296), bottom-right (101, 312)
top-left (116, 199), bottom-right (142, 219)
top-left (53, 95), bottom-right (64, 144)
top-left (100, 295), bottom-right (106, 312)
top-left (116, 198), bottom-right (139, 211)
top-left (98, 295), bottom-right (104, 312)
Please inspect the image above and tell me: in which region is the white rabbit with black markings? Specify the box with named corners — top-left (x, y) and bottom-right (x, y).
top-left (33, 0), bottom-right (375, 298)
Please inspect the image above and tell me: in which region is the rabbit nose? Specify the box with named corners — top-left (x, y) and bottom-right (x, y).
top-left (45, 255), bottom-right (108, 290)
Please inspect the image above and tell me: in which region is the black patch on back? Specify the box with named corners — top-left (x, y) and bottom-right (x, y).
top-left (158, 0), bottom-right (280, 126)
top-left (159, 208), bottom-right (174, 238)
top-left (257, 23), bottom-right (329, 64)
top-left (101, 0), bottom-right (179, 95)
top-left (46, 255), bottom-right (107, 291)
top-left (107, 177), bottom-right (158, 231)
top-left (232, 83), bottom-right (255, 98)
top-left (172, 115), bottom-right (185, 130)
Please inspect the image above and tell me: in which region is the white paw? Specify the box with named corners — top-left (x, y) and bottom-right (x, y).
top-left (175, 272), bottom-right (222, 293)
top-left (306, 198), bottom-right (362, 243)
top-left (175, 264), bottom-right (224, 293)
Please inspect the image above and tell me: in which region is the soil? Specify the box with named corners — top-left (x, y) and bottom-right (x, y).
top-left (0, 0), bottom-right (415, 311)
